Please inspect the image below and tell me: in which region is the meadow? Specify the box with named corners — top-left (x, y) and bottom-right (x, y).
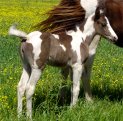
top-left (0, 0), bottom-right (123, 121)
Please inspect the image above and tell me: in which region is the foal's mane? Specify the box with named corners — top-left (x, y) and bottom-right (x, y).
top-left (35, 0), bottom-right (85, 34)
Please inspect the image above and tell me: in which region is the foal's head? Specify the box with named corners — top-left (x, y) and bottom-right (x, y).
top-left (94, 7), bottom-right (118, 42)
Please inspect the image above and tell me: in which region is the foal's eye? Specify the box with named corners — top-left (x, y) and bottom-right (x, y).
top-left (102, 23), bottom-right (106, 27)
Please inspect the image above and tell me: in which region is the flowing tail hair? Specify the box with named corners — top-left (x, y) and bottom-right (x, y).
top-left (9, 24), bottom-right (27, 39)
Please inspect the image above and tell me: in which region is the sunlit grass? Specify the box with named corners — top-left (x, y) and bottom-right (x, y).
top-left (0, 0), bottom-right (58, 35)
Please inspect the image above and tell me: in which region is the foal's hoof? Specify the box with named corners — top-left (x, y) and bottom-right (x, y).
top-left (86, 96), bottom-right (93, 103)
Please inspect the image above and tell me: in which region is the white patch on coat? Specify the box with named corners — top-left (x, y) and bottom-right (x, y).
top-left (80, 0), bottom-right (98, 18)
top-left (60, 44), bottom-right (66, 51)
top-left (66, 13), bottom-right (96, 65)
top-left (66, 27), bottom-right (83, 64)
top-left (27, 31), bottom-right (42, 68)
top-left (105, 17), bottom-right (118, 40)
top-left (82, 13), bottom-right (95, 40)
top-left (52, 34), bottom-right (59, 39)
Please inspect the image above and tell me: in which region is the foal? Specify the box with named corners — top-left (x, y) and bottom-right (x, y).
top-left (9, 8), bottom-right (117, 118)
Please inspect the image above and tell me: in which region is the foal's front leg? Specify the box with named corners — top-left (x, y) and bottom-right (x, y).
top-left (71, 63), bottom-right (83, 106)
top-left (82, 35), bottom-right (100, 101)
top-left (82, 56), bottom-right (94, 101)
top-left (26, 68), bottom-right (41, 118)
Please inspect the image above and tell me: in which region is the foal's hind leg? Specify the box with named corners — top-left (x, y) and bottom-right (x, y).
top-left (17, 64), bottom-right (31, 117)
top-left (26, 68), bottom-right (41, 118)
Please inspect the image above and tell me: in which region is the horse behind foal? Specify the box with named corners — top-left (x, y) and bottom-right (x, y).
top-left (9, 8), bottom-right (117, 118)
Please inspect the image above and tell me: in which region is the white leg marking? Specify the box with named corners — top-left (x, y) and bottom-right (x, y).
top-left (26, 68), bottom-right (41, 119)
top-left (17, 68), bottom-right (30, 117)
top-left (71, 63), bottom-right (83, 106)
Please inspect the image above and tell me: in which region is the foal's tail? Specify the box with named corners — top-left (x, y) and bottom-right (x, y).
top-left (9, 24), bottom-right (27, 39)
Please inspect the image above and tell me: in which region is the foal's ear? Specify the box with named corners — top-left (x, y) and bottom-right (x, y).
top-left (94, 7), bottom-right (101, 21)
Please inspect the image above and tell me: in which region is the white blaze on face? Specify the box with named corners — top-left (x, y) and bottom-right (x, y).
top-left (27, 31), bottom-right (42, 68)
top-left (80, 0), bottom-right (98, 18)
top-left (105, 17), bottom-right (118, 40)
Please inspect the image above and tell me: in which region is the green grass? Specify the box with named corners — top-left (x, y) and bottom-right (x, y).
top-left (0, 0), bottom-right (123, 121)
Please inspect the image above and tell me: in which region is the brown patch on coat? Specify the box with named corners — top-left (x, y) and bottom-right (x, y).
top-left (80, 43), bottom-right (89, 63)
top-left (85, 35), bottom-right (95, 46)
top-left (78, 19), bottom-right (87, 32)
top-left (58, 33), bottom-right (78, 65)
top-left (21, 42), bottom-right (34, 66)
top-left (36, 32), bottom-right (51, 69)
top-left (49, 32), bottom-right (73, 66)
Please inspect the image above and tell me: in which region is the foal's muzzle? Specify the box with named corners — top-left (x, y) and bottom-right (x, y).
top-left (108, 35), bottom-right (118, 43)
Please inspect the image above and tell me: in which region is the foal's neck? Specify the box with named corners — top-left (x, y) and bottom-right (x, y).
top-left (79, 14), bottom-right (96, 45)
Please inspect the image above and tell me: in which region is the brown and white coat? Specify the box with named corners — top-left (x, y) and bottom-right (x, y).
top-left (9, 8), bottom-right (117, 119)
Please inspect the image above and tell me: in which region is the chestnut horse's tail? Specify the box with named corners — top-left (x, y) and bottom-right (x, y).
top-left (35, 0), bottom-right (85, 34)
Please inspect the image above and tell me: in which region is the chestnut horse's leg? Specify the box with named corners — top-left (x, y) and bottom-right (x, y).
top-left (82, 35), bottom-right (101, 101)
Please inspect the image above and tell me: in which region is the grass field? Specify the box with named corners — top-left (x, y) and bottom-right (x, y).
top-left (0, 0), bottom-right (123, 121)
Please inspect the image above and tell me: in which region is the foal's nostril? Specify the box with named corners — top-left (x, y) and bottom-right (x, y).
top-left (113, 36), bottom-right (118, 41)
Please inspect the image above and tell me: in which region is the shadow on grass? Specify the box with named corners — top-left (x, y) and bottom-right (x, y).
top-left (33, 82), bottom-right (123, 111)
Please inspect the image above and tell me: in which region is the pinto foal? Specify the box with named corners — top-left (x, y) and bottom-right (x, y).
top-left (9, 8), bottom-right (117, 118)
